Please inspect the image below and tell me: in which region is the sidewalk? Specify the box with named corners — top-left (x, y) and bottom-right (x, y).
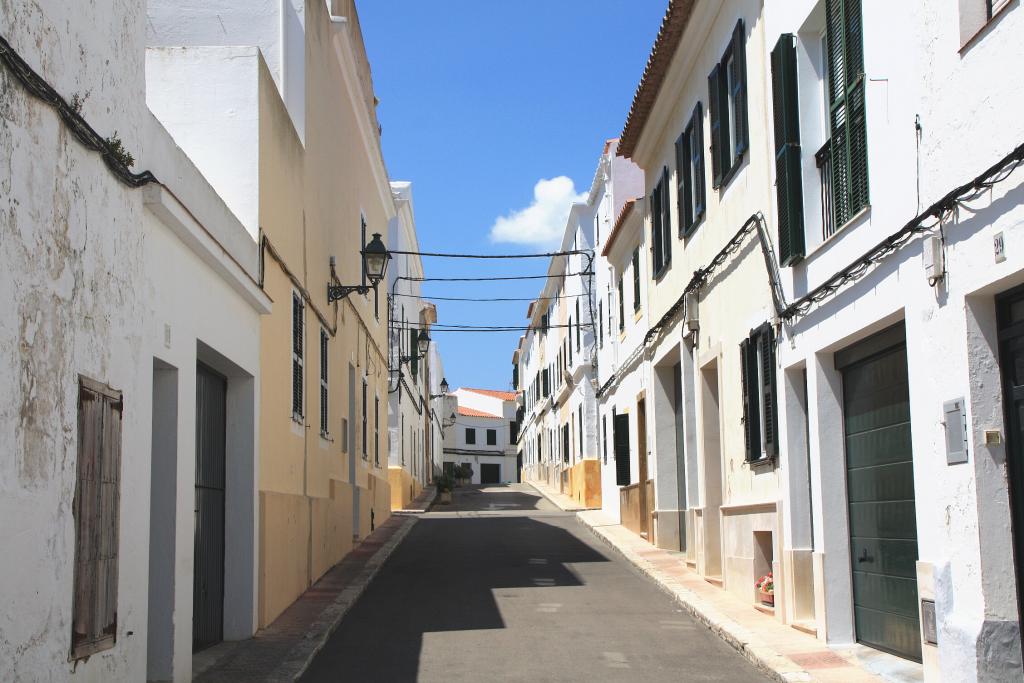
top-left (526, 478), bottom-right (591, 511)
top-left (194, 486), bottom-right (435, 683)
top-left (526, 481), bottom-right (921, 683)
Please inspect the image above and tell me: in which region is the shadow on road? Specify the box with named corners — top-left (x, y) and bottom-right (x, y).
top-left (430, 484), bottom-right (557, 513)
top-left (300, 512), bottom-right (608, 682)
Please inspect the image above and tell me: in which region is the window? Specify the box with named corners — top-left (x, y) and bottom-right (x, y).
top-left (361, 379), bottom-right (368, 460)
top-left (562, 424), bottom-right (570, 464)
top-left (320, 329), bottom-right (329, 436)
top-left (618, 275), bottom-right (625, 331)
top-left (613, 410), bottom-right (630, 486)
top-left (676, 103), bottom-right (706, 236)
top-left (510, 421), bottom-right (519, 444)
top-left (578, 405), bottom-right (584, 455)
top-left (341, 417), bottom-right (348, 453)
top-left (632, 248), bottom-right (641, 311)
top-left (959, 0), bottom-right (1010, 47)
top-left (292, 293), bottom-right (304, 419)
top-left (771, 33), bottom-right (806, 265)
top-left (487, 429), bottom-right (497, 446)
top-left (650, 169), bottom-right (671, 276)
top-left (543, 368), bottom-right (550, 397)
top-left (709, 19), bottom-right (749, 188)
top-left (72, 377), bottom-right (123, 660)
top-left (410, 328), bottom-right (419, 379)
top-left (824, 0), bottom-right (869, 227)
top-left (740, 324), bottom-right (778, 461)
top-left (466, 428), bottom-right (477, 445)
top-left (568, 318), bottom-right (573, 366)
top-left (374, 395), bottom-right (380, 467)
top-left (575, 299), bottom-right (581, 351)
top-left (598, 299), bottom-right (604, 347)
top-left (602, 414), bottom-right (608, 464)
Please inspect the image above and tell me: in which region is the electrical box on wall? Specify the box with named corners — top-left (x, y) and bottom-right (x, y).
top-left (944, 398), bottom-right (969, 465)
top-left (921, 599), bottom-right (938, 645)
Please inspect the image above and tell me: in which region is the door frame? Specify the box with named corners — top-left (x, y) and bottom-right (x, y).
top-left (637, 392), bottom-right (650, 539)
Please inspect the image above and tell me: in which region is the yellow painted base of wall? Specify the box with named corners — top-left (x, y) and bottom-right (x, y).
top-left (567, 459), bottom-right (602, 508)
top-left (259, 474), bottom-right (392, 628)
top-left (388, 466), bottom-right (423, 511)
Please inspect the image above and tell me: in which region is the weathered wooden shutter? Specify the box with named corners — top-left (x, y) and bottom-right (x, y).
top-left (543, 368), bottom-right (550, 397)
top-left (740, 337), bottom-right (761, 461)
top-left (632, 248), bottom-right (641, 310)
top-left (72, 378), bottom-right (122, 660)
top-left (759, 326), bottom-right (779, 457)
top-left (618, 275), bottom-right (625, 330)
top-left (320, 330), bottom-right (329, 433)
top-left (732, 19), bottom-right (749, 158)
top-left (614, 412), bottom-right (631, 486)
top-left (675, 131), bottom-right (691, 234)
top-left (826, 0), bottom-right (868, 226)
top-left (771, 33), bottom-right (805, 265)
top-left (708, 65), bottom-right (723, 188)
top-left (691, 102), bottom-right (706, 223)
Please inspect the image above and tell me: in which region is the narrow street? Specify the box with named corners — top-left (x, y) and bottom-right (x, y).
top-left (301, 485), bottom-right (768, 682)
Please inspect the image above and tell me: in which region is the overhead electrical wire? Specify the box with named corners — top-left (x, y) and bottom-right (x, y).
top-left (391, 293), bottom-right (575, 303)
top-left (404, 272), bottom-right (593, 283)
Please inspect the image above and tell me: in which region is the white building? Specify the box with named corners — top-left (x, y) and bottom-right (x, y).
top-left (387, 181), bottom-right (444, 509)
top-left (763, 0), bottom-right (1024, 677)
top-left (0, 2), bottom-right (269, 681)
top-left (443, 388), bottom-right (519, 485)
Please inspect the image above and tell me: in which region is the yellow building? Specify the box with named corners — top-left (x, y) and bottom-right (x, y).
top-left (147, 0), bottom-right (394, 628)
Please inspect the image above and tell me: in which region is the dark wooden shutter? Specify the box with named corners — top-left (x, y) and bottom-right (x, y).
top-left (691, 102), bottom-right (706, 223)
top-left (73, 378), bottom-right (122, 660)
top-left (708, 65), bottom-right (723, 188)
top-left (568, 320), bottom-right (573, 365)
top-left (543, 368), bottom-right (550, 397)
top-left (732, 19), bottom-right (749, 158)
top-left (676, 131), bottom-right (691, 234)
top-left (650, 187), bottom-right (663, 273)
top-left (292, 294), bottom-right (303, 417)
top-left (740, 337), bottom-right (761, 461)
top-left (576, 299), bottom-right (581, 350)
top-left (771, 33), bottom-right (805, 265)
top-left (826, 0), bottom-right (869, 226)
top-left (660, 168), bottom-right (672, 265)
top-left (320, 330), bottom-right (328, 433)
top-left (410, 328), bottom-right (419, 378)
top-left (759, 326), bottom-right (779, 457)
top-left (614, 412), bottom-right (631, 486)
top-left (632, 248), bottom-right (641, 310)
top-left (618, 275), bottom-right (625, 330)
top-left (598, 300), bottom-right (604, 346)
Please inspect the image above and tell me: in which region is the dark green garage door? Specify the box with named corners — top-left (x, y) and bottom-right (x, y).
top-left (480, 463), bottom-right (501, 484)
top-left (839, 325), bottom-right (921, 662)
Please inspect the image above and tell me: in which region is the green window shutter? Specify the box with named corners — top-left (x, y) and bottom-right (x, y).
top-left (740, 336), bottom-right (761, 462)
top-left (732, 19), bottom-right (749, 157)
top-left (771, 33), bottom-right (805, 266)
top-left (660, 168), bottom-right (671, 265)
top-left (675, 132), bottom-right (692, 235)
top-left (708, 65), bottom-right (723, 188)
top-left (758, 325), bottom-right (779, 457)
top-left (614, 412), bottom-right (631, 486)
top-left (826, 0), bottom-right (869, 227)
top-left (691, 102), bottom-right (706, 222)
top-left (650, 189), bottom-right (663, 273)
top-left (618, 275), bottom-right (625, 330)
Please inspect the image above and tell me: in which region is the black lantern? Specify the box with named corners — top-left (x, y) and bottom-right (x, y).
top-left (440, 377), bottom-right (450, 394)
top-left (416, 329), bottom-right (431, 357)
top-left (362, 232), bottom-right (390, 287)
top-left (327, 232), bottom-right (391, 303)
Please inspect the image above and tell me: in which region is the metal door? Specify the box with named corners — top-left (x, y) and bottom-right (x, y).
top-left (840, 327), bottom-right (921, 661)
top-left (997, 286), bottom-right (1024, 663)
top-left (481, 463), bottom-right (501, 484)
top-left (193, 363), bottom-right (226, 652)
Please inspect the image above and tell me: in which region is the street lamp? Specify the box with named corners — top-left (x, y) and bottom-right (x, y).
top-left (327, 232), bottom-right (391, 303)
top-left (430, 377), bottom-right (449, 400)
top-left (400, 329), bottom-right (430, 366)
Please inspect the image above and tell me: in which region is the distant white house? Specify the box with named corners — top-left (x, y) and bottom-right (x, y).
top-left (442, 388), bottom-right (519, 484)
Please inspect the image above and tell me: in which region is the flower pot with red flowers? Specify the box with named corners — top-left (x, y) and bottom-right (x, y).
top-left (755, 573), bottom-right (774, 606)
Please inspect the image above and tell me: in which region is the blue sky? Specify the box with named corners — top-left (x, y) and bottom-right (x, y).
top-left (359, 1), bottom-right (666, 391)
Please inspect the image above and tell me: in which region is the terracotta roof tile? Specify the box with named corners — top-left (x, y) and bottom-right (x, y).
top-left (462, 387), bottom-right (518, 402)
top-left (619, 0), bottom-right (696, 160)
top-left (457, 406), bottom-right (502, 419)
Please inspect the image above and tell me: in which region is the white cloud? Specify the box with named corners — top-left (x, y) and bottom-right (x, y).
top-left (489, 176), bottom-right (586, 246)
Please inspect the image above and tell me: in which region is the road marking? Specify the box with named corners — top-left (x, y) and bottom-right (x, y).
top-left (536, 602), bottom-right (562, 613)
top-left (528, 558), bottom-right (548, 565)
top-left (531, 577), bottom-right (556, 587)
top-left (659, 619), bottom-right (692, 630)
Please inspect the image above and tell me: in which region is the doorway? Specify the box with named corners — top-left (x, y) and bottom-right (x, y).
top-left (997, 286), bottom-right (1024, 661)
top-left (699, 362), bottom-right (723, 579)
top-left (837, 324), bottom-right (920, 662)
top-left (637, 397), bottom-right (650, 540)
top-left (193, 362), bottom-right (227, 652)
top-left (481, 463), bottom-right (501, 484)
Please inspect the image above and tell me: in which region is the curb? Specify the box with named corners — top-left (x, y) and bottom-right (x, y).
top-left (267, 515), bottom-right (419, 682)
top-left (574, 514), bottom-right (815, 683)
top-left (525, 481), bottom-right (589, 512)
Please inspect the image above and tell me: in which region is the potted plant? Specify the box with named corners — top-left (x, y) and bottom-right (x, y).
top-left (755, 572), bottom-right (774, 607)
top-left (456, 463), bottom-right (474, 485)
top-left (436, 474), bottom-right (453, 504)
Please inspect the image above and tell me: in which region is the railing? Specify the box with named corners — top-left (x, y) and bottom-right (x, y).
top-left (816, 139), bottom-right (837, 241)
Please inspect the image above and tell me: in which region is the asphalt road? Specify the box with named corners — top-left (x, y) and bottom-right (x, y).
top-left (301, 484), bottom-right (769, 683)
